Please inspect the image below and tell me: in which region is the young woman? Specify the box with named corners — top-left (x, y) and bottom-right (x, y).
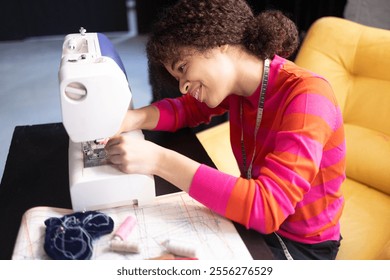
top-left (105, 0), bottom-right (346, 259)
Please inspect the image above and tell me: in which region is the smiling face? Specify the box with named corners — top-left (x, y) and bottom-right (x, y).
top-left (164, 46), bottom-right (237, 108)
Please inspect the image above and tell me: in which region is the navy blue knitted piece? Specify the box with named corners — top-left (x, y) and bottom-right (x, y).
top-left (44, 211), bottom-right (114, 260)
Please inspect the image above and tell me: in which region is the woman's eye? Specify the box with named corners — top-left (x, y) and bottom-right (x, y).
top-left (178, 64), bottom-right (186, 72)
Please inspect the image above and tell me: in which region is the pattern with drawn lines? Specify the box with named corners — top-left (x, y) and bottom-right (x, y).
top-left (12, 192), bottom-right (253, 260)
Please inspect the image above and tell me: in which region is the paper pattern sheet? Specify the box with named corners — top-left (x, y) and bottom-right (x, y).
top-left (12, 192), bottom-right (253, 260)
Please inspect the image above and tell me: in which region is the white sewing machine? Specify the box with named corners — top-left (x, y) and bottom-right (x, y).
top-left (58, 28), bottom-right (155, 211)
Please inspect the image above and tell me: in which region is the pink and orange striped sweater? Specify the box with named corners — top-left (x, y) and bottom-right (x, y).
top-left (153, 55), bottom-right (345, 244)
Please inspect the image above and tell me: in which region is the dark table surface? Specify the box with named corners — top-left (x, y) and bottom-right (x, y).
top-left (0, 123), bottom-right (273, 260)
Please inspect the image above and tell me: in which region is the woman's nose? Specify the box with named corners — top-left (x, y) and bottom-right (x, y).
top-left (179, 80), bottom-right (190, 94)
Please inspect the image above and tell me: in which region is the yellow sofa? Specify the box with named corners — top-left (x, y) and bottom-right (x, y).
top-left (196, 17), bottom-right (390, 260)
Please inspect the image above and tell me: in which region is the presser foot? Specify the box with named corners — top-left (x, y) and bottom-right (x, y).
top-left (82, 140), bottom-right (108, 168)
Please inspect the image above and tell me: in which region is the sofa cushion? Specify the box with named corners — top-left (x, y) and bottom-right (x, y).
top-left (337, 178), bottom-right (390, 259)
top-left (345, 124), bottom-right (390, 195)
top-left (341, 24), bottom-right (390, 136)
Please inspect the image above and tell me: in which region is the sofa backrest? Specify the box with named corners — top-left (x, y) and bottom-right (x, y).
top-left (295, 17), bottom-right (390, 195)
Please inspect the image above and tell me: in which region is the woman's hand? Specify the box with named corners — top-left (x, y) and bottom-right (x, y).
top-left (105, 132), bottom-right (201, 193)
top-left (105, 134), bottom-right (161, 175)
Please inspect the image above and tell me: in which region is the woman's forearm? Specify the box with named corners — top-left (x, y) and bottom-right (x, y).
top-left (153, 146), bottom-right (201, 193)
top-left (122, 105), bottom-right (160, 132)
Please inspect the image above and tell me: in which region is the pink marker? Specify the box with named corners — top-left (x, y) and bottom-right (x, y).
top-left (113, 215), bottom-right (137, 241)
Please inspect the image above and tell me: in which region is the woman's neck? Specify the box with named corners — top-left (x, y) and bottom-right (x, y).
top-left (232, 49), bottom-right (264, 97)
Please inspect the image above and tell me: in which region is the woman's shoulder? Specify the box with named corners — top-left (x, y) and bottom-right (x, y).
top-left (270, 55), bottom-right (336, 104)
top-left (272, 56), bottom-right (331, 88)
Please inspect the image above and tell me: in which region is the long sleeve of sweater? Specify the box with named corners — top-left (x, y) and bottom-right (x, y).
top-left (152, 94), bottom-right (227, 131)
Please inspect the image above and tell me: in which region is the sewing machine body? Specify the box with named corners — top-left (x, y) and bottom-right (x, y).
top-left (59, 29), bottom-right (155, 211)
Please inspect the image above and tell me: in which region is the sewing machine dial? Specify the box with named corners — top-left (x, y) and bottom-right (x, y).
top-left (64, 82), bottom-right (87, 101)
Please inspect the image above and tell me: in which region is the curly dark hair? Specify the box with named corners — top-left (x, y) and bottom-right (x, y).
top-left (146, 0), bottom-right (299, 65)
top-left (146, 0), bottom-right (299, 101)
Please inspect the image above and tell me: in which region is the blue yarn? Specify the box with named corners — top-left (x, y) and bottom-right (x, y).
top-left (44, 211), bottom-right (114, 260)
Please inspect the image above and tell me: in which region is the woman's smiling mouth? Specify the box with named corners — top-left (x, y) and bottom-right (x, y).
top-left (190, 86), bottom-right (202, 102)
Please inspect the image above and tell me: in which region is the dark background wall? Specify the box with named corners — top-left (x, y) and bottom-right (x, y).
top-left (0, 0), bottom-right (347, 41)
top-left (0, 0), bottom-right (128, 41)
